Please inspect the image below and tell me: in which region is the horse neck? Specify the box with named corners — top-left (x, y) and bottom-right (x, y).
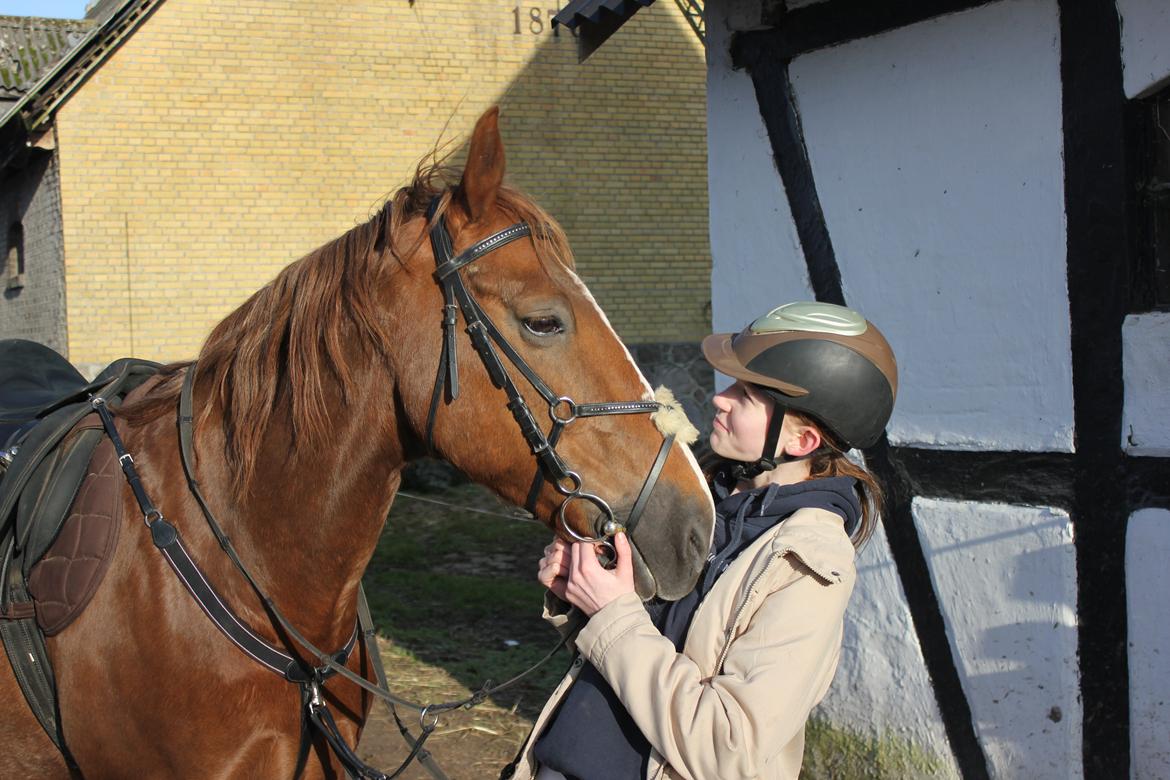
top-left (186, 359), bottom-right (406, 649)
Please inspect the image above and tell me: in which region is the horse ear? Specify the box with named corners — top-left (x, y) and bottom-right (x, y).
top-left (459, 106), bottom-right (505, 224)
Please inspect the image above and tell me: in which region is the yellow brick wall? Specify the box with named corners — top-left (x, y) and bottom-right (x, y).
top-left (53, 0), bottom-right (710, 366)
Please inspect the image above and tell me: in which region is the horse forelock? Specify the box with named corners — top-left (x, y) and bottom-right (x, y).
top-left (386, 156), bottom-right (576, 278)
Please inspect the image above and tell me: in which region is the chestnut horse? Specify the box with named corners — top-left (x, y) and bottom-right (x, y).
top-left (0, 108), bottom-right (714, 777)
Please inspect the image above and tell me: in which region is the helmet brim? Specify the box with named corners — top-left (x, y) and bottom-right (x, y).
top-left (701, 333), bottom-right (809, 398)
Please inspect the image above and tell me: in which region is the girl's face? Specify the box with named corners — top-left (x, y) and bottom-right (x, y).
top-left (709, 380), bottom-right (777, 462)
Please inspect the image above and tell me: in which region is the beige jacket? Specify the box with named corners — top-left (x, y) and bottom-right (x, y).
top-left (505, 506), bottom-right (857, 780)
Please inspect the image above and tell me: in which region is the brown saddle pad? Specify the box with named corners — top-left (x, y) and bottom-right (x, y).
top-left (27, 435), bottom-right (122, 636)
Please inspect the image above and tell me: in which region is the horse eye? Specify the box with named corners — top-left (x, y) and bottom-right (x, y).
top-left (523, 315), bottom-right (564, 336)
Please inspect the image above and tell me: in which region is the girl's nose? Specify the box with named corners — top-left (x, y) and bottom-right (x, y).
top-left (712, 391), bottom-right (732, 412)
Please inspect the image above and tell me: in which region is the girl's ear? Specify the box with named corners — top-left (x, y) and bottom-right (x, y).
top-left (784, 424), bottom-right (823, 458)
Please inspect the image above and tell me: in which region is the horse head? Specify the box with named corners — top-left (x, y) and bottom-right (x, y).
top-left (391, 108), bottom-right (714, 600)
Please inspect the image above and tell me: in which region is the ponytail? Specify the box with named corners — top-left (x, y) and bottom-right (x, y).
top-left (794, 413), bottom-right (883, 549)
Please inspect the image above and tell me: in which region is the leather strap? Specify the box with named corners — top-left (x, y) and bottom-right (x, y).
top-left (422, 198), bottom-right (677, 545)
top-left (94, 395), bottom-right (359, 683)
top-left (625, 433), bottom-right (675, 536)
top-left (357, 587), bottom-right (450, 780)
top-left (0, 601), bottom-right (35, 619)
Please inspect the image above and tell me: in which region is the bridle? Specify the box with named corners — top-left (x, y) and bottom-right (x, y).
top-left (81, 197), bottom-right (684, 780)
top-left (423, 196), bottom-right (677, 554)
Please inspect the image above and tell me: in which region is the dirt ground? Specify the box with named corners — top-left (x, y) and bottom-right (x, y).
top-left (356, 636), bottom-right (544, 779)
top-left (353, 480), bottom-right (567, 779)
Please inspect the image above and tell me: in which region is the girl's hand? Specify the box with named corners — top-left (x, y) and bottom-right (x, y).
top-left (563, 532), bottom-right (635, 616)
top-left (538, 537), bottom-right (571, 600)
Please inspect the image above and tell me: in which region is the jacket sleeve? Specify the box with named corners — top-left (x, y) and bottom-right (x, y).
top-left (574, 557), bottom-right (852, 780)
top-left (541, 591), bottom-right (586, 645)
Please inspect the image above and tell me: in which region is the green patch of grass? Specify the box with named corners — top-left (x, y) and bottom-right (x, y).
top-left (362, 484), bottom-right (569, 717)
top-left (802, 716), bottom-right (954, 780)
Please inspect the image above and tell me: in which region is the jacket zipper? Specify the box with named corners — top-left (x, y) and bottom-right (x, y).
top-left (716, 551), bottom-right (780, 671)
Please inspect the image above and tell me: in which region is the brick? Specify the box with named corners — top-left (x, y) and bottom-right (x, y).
top-left (36, 0), bottom-right (710, 365)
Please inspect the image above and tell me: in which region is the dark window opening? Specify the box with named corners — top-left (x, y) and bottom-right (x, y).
top-left (1131, 87), bottom-right (1170, 311)
top-left (5, 222), bottom-right (23, 291)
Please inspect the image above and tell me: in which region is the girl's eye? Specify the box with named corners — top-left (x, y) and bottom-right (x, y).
top-left (523, 315), bottom-right (564, 336)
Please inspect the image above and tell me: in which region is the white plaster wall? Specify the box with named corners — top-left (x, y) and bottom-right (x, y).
top-left (1127, 508), bottom-right (1170, 780)
top-left (913, 498), bottom-right (1081, 780)
top-left (788, 0), bottom-right (1074, 452)
top-left (1122, 312), bottom-right (1170, 456)
top-left (706, 0), bottom-right (812, 344)
top-left (816, 519), bottom-right (960, 777)
top-left (1117, 0), bottom-right (1170, 98)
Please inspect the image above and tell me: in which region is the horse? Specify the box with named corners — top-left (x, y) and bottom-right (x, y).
top-left (0, 106), bottom-right (715, 778)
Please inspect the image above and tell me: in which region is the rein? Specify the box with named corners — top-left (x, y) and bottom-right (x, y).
top-left (91, 376), bottom-right (568, 780)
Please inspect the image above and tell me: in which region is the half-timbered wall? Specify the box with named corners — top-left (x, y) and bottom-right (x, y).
top-left (707, 0), bottom-right (1170, 777)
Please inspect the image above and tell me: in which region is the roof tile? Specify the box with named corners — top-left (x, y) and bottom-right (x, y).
top-left (0, 15), bottom-right (96, 101)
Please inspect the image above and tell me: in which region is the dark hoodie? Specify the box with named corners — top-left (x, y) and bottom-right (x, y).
top-left (532, 475), bottom-right (862, 780)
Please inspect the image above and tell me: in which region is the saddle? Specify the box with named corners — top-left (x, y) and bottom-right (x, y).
top-left (0, 339), bottom-right (160, 755)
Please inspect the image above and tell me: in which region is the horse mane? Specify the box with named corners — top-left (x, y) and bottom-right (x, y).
top-left (121, 153), bottom-right (575, 496)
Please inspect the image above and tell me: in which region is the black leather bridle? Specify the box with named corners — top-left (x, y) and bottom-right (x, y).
top-left (80, 198), bottom-right (683, 780)
top-left (423, 197), bottom-right (677, 552)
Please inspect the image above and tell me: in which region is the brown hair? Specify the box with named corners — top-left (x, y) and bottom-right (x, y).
top-left (120, 153), bottom-right (575, 496)
top-left (789, 411), bottom-right (884, 548)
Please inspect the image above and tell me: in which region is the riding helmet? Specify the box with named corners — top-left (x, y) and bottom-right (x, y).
top-left (702, 302), bottom-right (898, 456)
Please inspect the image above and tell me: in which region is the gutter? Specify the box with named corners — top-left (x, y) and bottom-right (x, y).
top-left (0, 0), bottom-right (159, 168)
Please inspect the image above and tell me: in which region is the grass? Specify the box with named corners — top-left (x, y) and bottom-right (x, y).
top-left (361, 480), bottom-right (571, 714)
top-left (802, 716), bottom-right (956, 780)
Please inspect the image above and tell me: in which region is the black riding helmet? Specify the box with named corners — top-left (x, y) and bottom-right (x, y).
top-left (702, 302), bottom-right (898, 477)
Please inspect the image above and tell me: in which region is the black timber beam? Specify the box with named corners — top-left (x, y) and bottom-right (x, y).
top-left (738, 0), bottom-right (993, 61)
top-left (1058, 0), bottom-right (1131, 776)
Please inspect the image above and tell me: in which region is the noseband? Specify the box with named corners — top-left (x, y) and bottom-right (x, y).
top-left (423, 197), bottom-right (676, 552)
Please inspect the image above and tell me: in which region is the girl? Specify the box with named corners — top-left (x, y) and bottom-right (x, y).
top-left (504, 301), bottom-right (897, 780)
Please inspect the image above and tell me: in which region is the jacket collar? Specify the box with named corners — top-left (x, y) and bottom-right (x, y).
top-left (765, 507), bottom-right (856, 585)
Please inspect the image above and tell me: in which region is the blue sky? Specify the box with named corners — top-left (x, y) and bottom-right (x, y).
top-left (1, 1), bottom-right (89, 19)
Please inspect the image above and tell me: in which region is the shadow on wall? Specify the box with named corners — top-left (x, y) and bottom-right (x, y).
top-left (425, 9), bottom-right (715, 431)
top-left (961, 540), bottom-right (1079, 772)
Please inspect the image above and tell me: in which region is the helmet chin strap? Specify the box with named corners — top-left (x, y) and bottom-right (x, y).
top-left (727, 402), bottom-right (830, 482)
top-left (728, 403), bottom-right (789, 481)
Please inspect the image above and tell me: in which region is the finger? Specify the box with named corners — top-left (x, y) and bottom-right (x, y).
top-left (573, 540), bottom-right (603, 577)
top-left (613, 532), bottom-right (633, 579)
top-left (540, 558), bottom-right (570, 589)
top-left (548, 555), bottom-right (569, 580)
top-left (567, 540), bottom-right (585, 578)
